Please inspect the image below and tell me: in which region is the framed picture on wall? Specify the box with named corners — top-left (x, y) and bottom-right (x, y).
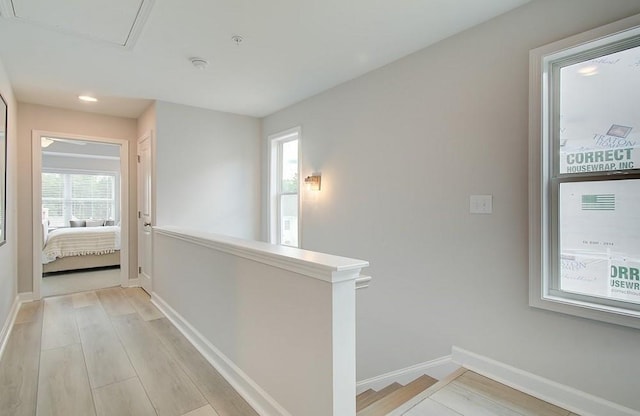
top-left (0, 93), bottom-right (7, 246)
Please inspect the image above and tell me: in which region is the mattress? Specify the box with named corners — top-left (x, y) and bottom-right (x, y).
top-left (42, 226), bottom-right (121, 264)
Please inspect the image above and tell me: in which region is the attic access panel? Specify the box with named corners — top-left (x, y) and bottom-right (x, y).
top-left (4, 0), bottom-right (153, 48)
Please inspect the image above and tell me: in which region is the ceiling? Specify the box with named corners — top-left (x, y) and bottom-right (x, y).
top-left (0, 0), bottom-right (531, 118)
top-left (42, 137), bottom-right (120, 157)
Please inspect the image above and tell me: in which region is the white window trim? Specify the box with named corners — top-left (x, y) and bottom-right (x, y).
top-left (529, 14), bottom-right (640, 329)
top-left (268, 126), bottom-right (301, 247)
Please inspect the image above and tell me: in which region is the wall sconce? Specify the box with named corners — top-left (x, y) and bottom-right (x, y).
top-left (304, 174), bottom-right (321, 191)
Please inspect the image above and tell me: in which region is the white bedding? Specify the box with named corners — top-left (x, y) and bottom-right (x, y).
top-left (42, 226), bottom-right (121, 264)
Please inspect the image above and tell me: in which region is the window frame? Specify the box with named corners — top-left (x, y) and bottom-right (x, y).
top-left (268, 127), bottom-right (301, 247)
top-left (529, 14), bottom-right (640, 329)
top-left (42, 167), bottom-right (120, 228)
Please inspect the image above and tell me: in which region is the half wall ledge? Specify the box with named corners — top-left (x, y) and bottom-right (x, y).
top-left (153, 225), bottom-right (370, 283)
top-left (151, 225), bottom-right (370, 416)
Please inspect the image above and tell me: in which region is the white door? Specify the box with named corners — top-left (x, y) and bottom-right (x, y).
top-left (138, 132), bottom-right (153, 293)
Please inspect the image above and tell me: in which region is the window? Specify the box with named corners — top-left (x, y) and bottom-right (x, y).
top-left (269, 128), bottom-right (300, 247)
top-left (529, 17), bottom-right (640, 328)
top-left (42, 170), bottom-right (118, 227)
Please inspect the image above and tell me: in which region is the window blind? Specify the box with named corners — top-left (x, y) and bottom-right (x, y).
top-left (42, 171), bottom-right (117, 227)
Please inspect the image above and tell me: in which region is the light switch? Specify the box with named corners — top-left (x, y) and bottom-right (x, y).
top-left (470, 195), bottom-right (493, 214)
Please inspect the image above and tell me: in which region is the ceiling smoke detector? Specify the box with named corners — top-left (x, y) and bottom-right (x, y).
top-left (231, 35), bottom-right (243, 46)
top-left (190, 57), bottom-right (209, 69)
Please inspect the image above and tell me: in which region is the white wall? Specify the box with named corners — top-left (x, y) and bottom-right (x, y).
top-left (262, 0), bottom-right (640, 410)
top-left (0, 57), bottom-right (17, 332)
top-left (155, 101), bottom-right (261, 240)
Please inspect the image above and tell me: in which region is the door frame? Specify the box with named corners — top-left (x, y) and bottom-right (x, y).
top-left (137, 130), bottom-right (155, 293)
top-left (32, 130), bottom-right (130, 300)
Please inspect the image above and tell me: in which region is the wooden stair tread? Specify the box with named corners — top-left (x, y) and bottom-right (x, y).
top-left (357, 375), bottom-right (438, 416)
top-left (356, 389), bottom-right (376, 400)
top-left (356, 389), bottom-right (377, 412)
top-left (357, 383), bottom-right (402, 411)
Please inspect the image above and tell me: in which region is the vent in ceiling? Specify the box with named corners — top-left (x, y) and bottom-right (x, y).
top-left (0, 0), bottom-right (154, 49)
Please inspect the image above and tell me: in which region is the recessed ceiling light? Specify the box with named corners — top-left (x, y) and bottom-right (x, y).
top-left (78, 95), bottom-right (98, 102)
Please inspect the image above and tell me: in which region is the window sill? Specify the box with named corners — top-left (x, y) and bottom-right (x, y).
top-left (530, 292), bottom-right (640, 329)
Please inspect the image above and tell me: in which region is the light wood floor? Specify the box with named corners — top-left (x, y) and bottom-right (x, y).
top-left (399, 369), bottom-right (580, 416)
top-left (0, 287), bottom-right (259, 416)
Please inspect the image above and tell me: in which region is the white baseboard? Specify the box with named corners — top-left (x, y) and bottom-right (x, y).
top-left (452, 346), bottom-right (640, 416)
top-left (123, 278), bottom-right (140, 288)
top-left (356, 355), bottom-right (460, 394)
top-left (151, 293), bottom-right (291, 416)
top-left (18, 292), bottom-right (34, 302)
top-left (0, 295), bottom-right (22, 360)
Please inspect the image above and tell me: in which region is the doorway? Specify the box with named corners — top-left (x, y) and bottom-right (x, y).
top-left (32, 131), bottom-right (130, 299)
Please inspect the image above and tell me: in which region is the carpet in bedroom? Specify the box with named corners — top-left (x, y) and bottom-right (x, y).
top-left (41, 268), bottom-right (121, 297)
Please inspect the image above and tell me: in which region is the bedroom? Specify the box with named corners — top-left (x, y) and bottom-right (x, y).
top-left (38, 136), bottom-right (123, 297)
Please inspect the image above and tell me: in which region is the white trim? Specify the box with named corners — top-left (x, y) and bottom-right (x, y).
top-left (154, 226), bottom-right (368, 283)
top-left (137, 130), bottom-right (154, 295)
top-left (17, 292), bottom-right (34, 302)
top-left (123, 277), bottom-right (140, 288)
top-left (151, 292), bottom-right (291, 416)
top-left (452, 346), bottom-right (640, 416)
top-left (32, 133), bottom-right (42, 299)
top-left (0, 295), bottom-right (20, 360)
top-left (42, 166), bottom-right (119, 175)
top-left (355, 274), bottom-right (372, 290)
top-left (32, 130), bottom-right (130, 300)
top-left (356, 355), bottom-right (458, 394)
top-left (42, 151), bottom-right (120, 161)
top-left (267, 126), bottom-right (302, 247)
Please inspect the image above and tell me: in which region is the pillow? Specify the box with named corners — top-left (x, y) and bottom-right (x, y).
top-left (70, 220), bottom-right (86, 227)
top-left (86, 219), bottom-right (105, 227)
top-left (42, 220), bottom-right (49, 248)
top-left (104, 220), bottom-right (115, 226)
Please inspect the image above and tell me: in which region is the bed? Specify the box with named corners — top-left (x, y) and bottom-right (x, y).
top-left (42, 225), bottom-right (121, 274)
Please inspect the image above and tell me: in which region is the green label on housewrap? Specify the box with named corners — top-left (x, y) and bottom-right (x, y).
top-left (610, 264), bottom-right (640, 294)
top-left (561, 148), bottom-right (637, 173)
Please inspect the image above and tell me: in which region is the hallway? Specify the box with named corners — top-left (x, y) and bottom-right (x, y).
top-left (0, 287), bottom-right (258, 416)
